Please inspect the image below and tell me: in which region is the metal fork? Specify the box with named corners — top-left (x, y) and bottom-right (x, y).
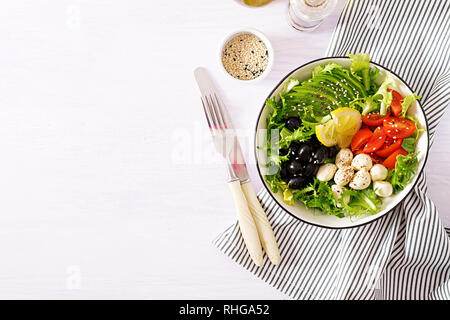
top-left (200, 92), bottom-right (264, 267)
top-left (200, 94), bottom-right (241, 182)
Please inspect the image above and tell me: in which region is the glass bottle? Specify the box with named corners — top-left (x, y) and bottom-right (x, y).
top-left (288, 0), bottom-right (337, 31)
top-left (241, 0), bottom-right (272, 7)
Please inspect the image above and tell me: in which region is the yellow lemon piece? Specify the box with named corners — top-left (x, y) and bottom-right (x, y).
top-left (331, 107), bottom-right (362, 136)
top-left (315, 119), bottom-right (338, 147)
top-left (337, 133), bottom-right (354, 148)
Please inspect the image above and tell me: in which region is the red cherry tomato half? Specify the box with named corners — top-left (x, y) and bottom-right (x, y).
top-left (389, 89), bottom-right (404, 117)
top-left (375, 138), bottom-right (403, 157)
top-left (351, 128), bottom-right (373, 152)
top-left (382, 147), bottom-right (408, 169)
top-left (363, 126), bottom-right (386, 153)
top-left (369, 152), bottom-right (385, 164)
top-left (362, 110), bottom-right (391, 127)
top-left (355, 149), bottom-right (384, 163)
top-left (383, 117), bottom-right (416, 139)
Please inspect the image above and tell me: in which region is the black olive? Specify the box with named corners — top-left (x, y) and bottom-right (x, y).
top-left (285, 117), bottom-right (302, 131)
top-left (289, 176), bottom-right (306, 189)
top-left (303, 163), bottom-right (319, 177)
top-left (279, 148), bottom-right (288, 156)
top-left (312, 164), bottom-right (320, 176)
top-left (327, 145), bottom-right (339, 158)
top-left (308, 135), bottom-right (321, 147)
top-left (313, 147), bottom-right (328, 164)
top-left (288, 142), bottom-right (300, 156)
top-left (287, 159), bottom-right (303, 176)
top-left (297, 144), bottom-right (312, 163)
top-left (303, 175), bottom-right (314, 186)
top-left (280, 166), bottom-right (289, 181)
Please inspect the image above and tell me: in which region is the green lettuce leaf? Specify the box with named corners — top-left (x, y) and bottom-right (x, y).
top-left (279, 125), bottom-right (315, 148)
top-left (264, 174), bottom-right (279, 193)
top-left (350, 96), bottom-right (380, 115)
top-left (268, 152), bottom-right (290, 167)
top-left (265, 174), bottom-right (284, 194)
top-left (388, 153), bottom-right (418, 192)
top-left (340, 188), bottom-right (382, 216)
top-left (264, 97), bottom-right (290, 172)
top-left (348, 53), bottom-right (370, 72)
top-left (373, 73), bottom-right (396, 113)
top-left (406, 115), bottom-right (426, 141)
top-left (368, 67), bottom-right (381, 95)
top-left (293, 178), bottom-right (343, 217)
top-left (379, 101), bottom-right (388, 116)
top-left (348, 52), bottom-right (371, 91)
top-left (400, 93), bottom-right (421, 117)
top-left (401, 137), bottom-right (416, 153)
top-left (279, 78), bottom-right (300, 96)
top-left (264, 175), bottom-right (293, 205)
top-left (265, 97), bottom-right (285, 131)
top-left (312, 63), bottom-right (343, 78)
top-left (283, 189), bottom-right (295, 205)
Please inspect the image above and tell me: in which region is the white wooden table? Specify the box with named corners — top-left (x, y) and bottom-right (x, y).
top-left (0, 0), bottom-right (448, 299)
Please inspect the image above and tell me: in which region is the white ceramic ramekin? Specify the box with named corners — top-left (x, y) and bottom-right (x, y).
top-left (217, 28), bottom-right (274, 83)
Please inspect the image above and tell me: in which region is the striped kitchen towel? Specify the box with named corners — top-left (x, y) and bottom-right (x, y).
top-left (214, 0), bottom-right (450, 300)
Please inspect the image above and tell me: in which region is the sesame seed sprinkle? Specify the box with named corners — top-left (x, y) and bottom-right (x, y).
top-left (221, 33), bottom-right (268, 80)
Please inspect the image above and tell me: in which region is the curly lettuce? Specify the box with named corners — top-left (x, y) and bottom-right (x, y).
top-left (374, 73), bottom-right (397, 115)
top-left (265, 173), bottom-right (284, 194)
top-left (350, 96), bottom-right (380, 116)
top-left (312, 62), bottom-right (344, 78)
top-left (348, 52), bottom-right (372, 91)
top-left (388, 153), bottom-right (419, 192)
top-left (400, 93), bottom-right (421, 117)
top-left (279, 78), bottom-right (300, 97)
top-left (340, 188), bottom-right (382, 216)
top-left (294, 178), bottom-right (343, 217)
top-left (279, 126), bottom-right (315, 149)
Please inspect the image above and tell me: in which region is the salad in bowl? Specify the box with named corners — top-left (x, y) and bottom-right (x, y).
top-left (256, 53), bottom-right (428, 228)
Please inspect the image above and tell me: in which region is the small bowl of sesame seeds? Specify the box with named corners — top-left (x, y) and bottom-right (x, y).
top-left (218, 28), bottom-right (274, 82)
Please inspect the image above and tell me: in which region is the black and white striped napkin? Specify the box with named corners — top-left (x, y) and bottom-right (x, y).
top-left (214, 0), bottom-right (450, 300)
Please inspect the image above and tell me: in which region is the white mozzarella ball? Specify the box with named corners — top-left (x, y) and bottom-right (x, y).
top-left (335, 148), bottom-right (353, 169)
top-left (316, 163), bottom-right (338, 182)
top-left (349, 168), bottom-right (371, 190)
top-left (351, 153), bottom-right (373, 171)
top-left (374, 181), bottom-right (393, 197)
top-left (334, 166), bottom-right (354, 186)
top-left (370, 164), bottom-right (388, 181)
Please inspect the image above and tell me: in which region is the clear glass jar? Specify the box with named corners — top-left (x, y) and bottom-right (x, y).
top-left (288, 0), bottom-right (337, 31)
